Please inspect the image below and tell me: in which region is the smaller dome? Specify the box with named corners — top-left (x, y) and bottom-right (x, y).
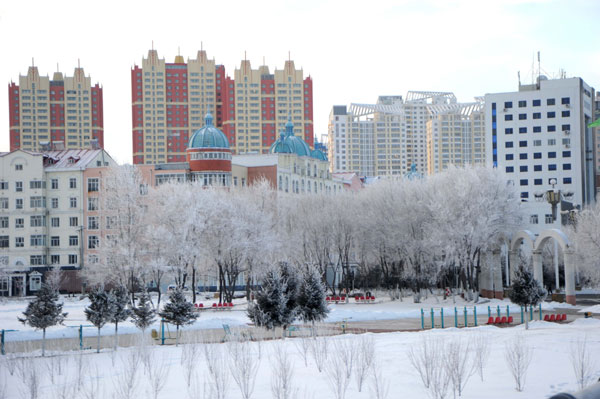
top-left (188, 112), bottom-right (229, 149)
top-left (311, 149), bottom-right (327, 161)
top-left (269, 116), bottom-right (311, 157)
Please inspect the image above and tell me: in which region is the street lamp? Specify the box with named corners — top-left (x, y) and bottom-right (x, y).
top-left (534, 179), bottom-right (574, 222)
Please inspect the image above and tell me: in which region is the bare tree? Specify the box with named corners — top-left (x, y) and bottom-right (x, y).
top-left (203, 344), bottom-right (229, 399)
top-left (428, 355), bottom-right (451, 399)
top-left (444, 338), bottom-right (475, 397)
top-left (113, 350), bottom-right (140, 399)
top-left (504, 334), bottom-right (533, 392)
top-left (472, 332), bottom-right (491, 381)
top-left (82, 365), bottom-right (103, 399)
top-left (570, 336), bottom-right (597, 390)
top-left (309, 334), bottom-right (329, 373)
top-left (369, 357), bottom-right (389, 399)
top-left (294, 335), bottom-right (311, 367)
top-left (181, 342), bottom-right (201, 387)
top-left (271, 343), bottom-right (297, 399)
top-left (18, 359), bottom-right (41, 399)
top-left (325, 353), bottom-right (351, 399)
top-left (335, 338), bottom-right (357, 379)
top-left (355, 335), bottom-right (376, 392)
top-left (147, 350), bottom-right (170, 399)
top-left (407, 336), bottom-right (439, 389)
top-left (228, 340), bottom-right (260, 399)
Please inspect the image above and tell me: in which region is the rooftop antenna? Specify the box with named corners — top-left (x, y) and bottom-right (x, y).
top-left (201, 41), bottom-right (203, 51)
top-left (151, 40), bottom-right (154, 50)
top-left (32, 57), bottom-right (35, 67)
top-left (244, 50), bottom-right (247, 74)
top-left (518, 71), bottom-right (521, 87)
top-left (263, 56), bottom-right (265, 66)
top-left (537, 51), bottom-right (541, 85)
top-left (178, 46), bottom-right (180, 56)
top-left (57, 62), bottom-right (59, 72)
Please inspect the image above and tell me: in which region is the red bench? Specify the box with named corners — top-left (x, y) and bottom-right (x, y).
top-left (487, 317), bottom-right (494, 325)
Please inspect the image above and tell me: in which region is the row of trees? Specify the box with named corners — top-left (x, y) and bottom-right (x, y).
top-left (83, 165), bottom-right (526, 304)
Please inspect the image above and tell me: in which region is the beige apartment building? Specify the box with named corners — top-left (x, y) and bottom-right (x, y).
top-left (8, 64), bottom-right (104, 152)
top-left (426, 101), bottom-right (486, 174)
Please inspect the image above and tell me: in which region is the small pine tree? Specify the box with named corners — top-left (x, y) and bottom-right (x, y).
top-left (248, 264), bottom-right (299, 331)
top-left (84, 287), bottom-right (115, 353)
top-left (158, 288), bottom-right (197, 346)
top-left (297, 266), bottom-right (329, 326)
top-left (109, 287), bottom-right (131, 350)
top-left (509, 266), bottom-right (547, 330)
top-left (131, 290), bottom-right (156, 332)
top-left (18, 283), bottom-right (67, 356)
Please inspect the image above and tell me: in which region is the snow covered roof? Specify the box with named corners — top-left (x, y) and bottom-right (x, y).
top-left (232, 154), bottom-right (279, 167)
top-left (42, 149), bottom-right (112, 170)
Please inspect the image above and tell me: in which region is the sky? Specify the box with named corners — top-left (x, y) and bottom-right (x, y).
top-left (0, 0), bottom-right (598, 164)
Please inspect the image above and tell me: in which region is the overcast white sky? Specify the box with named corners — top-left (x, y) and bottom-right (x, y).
top-left (1, 0), bottom-right (598, 164)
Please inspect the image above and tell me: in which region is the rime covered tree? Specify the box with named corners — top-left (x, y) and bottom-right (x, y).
top-left (509, 266), bottom-right (546, 330)
top-left (297, 266), bottom-right (329, 325)
top-left (18, 283), bottom-right (67, 356)
top-left (85, 288), bottom-right (115, 353)
top-left (109, 287), bottom-right (131, 350)
top-left (131, 290), bottom-right (156, 332)
top-left (158, 288), bottom-right (197, 346)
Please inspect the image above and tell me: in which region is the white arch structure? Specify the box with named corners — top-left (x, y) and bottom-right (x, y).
top-left (509, 229), bottom-right (576, 305)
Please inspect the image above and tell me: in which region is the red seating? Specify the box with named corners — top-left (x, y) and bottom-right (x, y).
top-left (371, 296), bottom-right (376, 301)
top-left (212, 303), bottom-right (217, 308)
top-left (198, 303), bottom-right (204, 308)
top-left (194, 303), bottom-right (199, 308)
top-left (340, 296), bottom-right (346, 302)
top-left (494, 317), bottom-right (501, 324)
top-left (508, 316), bottom-right (513, 324)
top-left (544, 314), bottom-right (550, 321)
top-left (500, 316), bottom-right (507, 324)
top-left (228, 302), bottom-right (234, 307)
top-left (561, 314), bottom-right (567, 321)
top-left (487, 317), bottom-right (494, 325)
top-left (360, 296), bottom-right (365, 301)
top-left (355, 296), bottom-right (359, 301)
top-left (326, 296), bottom-right (331, 302)
top-left (549, 314), bottom-right (556, 322)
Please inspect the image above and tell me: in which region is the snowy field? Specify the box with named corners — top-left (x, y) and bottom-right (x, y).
top-left (1, 294), bottom-right (600, 398)
top-left (0, 317), bottom-right (599, 399)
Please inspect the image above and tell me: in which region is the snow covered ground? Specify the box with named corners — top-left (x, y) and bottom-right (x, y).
top-left (1, 315), bottom-right (599, 399)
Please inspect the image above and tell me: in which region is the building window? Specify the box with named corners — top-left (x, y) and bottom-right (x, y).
top-left (0, 181), bottom-right (7, 190)
top-left (70, 197), bottom-right (77, 208)
top-left (547, 112), bottom-right (556, 118)
top-left (505, 142), bottom-right (513, 148)
top-left (30, 196), bottom-right (45, 208)
top-left (69, 178), bottom-right (77, 189)
top-left (15, 198), bottom-right (23, 209)
top-left (504, 101), bottom-right (513, 109)
top-left (533, 112), bottom-right (541, 119)
top-left (519, 141), bottom-right (527, 147)
top-left (519, 114), bottom-right (527, 120)
top-left (505, 128), bottom-right (513, 134)
top-left (15, 181), bottom-right (23, 192)
top-left (547, 98), bottom-right (555, 106)
top-left (69, 217), bottom-right (78, 227)
top-left (520, 179), bottom-right (528, 186)
top-left (88, 216), bottom-right (99, 230)
top-left (30, 255), bottom-right (47, 266)
top-left (88, 197), bottom-right (98, 211)
top-left (563, 163), bottom-right (571, 170)
top-left (545, 214), bottom-right (553, 224)
top-left (30, 235), bottom-right (46, 246)
top-left (563, 151), bottom-right (571, 158)
top-left (15, 164), bottom-right (23, 171)
top-left (534, 165), bottom-right (542, 172)
top-left (50, 255), bottom-right (60, 265)
top-left (520, 165), bottom-right (528, 172)
top-left (51, 198), bottom-right (59, 209)
top-left (563, 177), bottom-right (572, 184)
top-left (548, 164), bottom-right (557, 171)
top-left (533, 99), bottom-right (541, 106)
top-left (521, 192), bottom-right (529, 199)
top-left (87, 178), bottom-right (99, 192)
top-left (0, 236), bottom-right (8, 248)
top-left (15, 218), bottom-right (24, 228)
top-left (506, 166), bottom-right (514, 173)
top-left (69, 235), bottom-right (78, 246)
top-left (534, 152), bottom-right (542, 159)
top-left (504, 114), bottom-right (513, 121)
top-left (68, 254), bottom-right (78, 265)
top-left (88, 235), bottom-right (99, 249)
top-left (519, 153), bottom-right (528, 160)
top-left (518, 100), bottom-right (527, 108)
top-left (548, 152), bottom-right (557, 158)
top-left (30, 181), bottom-right (45, 189)
top-left (506, 154), bottom-right (514, 161)
top-left (561, 97), bottom-right (570, 105)
top-left (533, 126), bottom-right (541, 133)
top-left (51, 179), bottom-right (58, 189)
top-left (530, 215), bottom-right (539, 224)
top-left (30, 215), bottom-right (46, 227)
top-left (548, 125), bottom-right (556, 132)
top-left (534, 179), bottom-right (542, 185)
top-left (51, 236), bottom-right (60, 247)
top-left (0, 217), bottom-right (7, 228)
top-left (51, 217), bottom-right (60, 227)
top-left (15, 237), bottom-right (24, 247)
top-left (30, 275), bottom-right (42, 291)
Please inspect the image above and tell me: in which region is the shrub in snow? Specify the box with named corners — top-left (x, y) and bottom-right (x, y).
top-left (85, 287), bottom-right (115, 353)
top-left (109, 287), bottom-right (131, 350)
top-left (297, 266), bottom-right (329, 326)
top-left (158, 288), bottom-right (197, 346)
top-left (509, 266), bottom-right (546, 330)
top-left (18, 283), bottom-right (67, 356)
top-left (504, 334), bottom-right (533, 392)
top-left (131, 290), bottom-right (156, 332)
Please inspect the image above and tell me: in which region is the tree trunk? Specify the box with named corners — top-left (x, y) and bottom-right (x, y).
top-left (114, 322), bottom-right (118, 351)
top-left (525, 308), bottom-right (529, 330)
top-left (192, 267), bottom-right (196, 304)
top-left (97, 327), bottom-right (101, 353)
top-left (176, 325), bottom-right (180, 347)
top-left (42, 328), bottom-right (46, 357)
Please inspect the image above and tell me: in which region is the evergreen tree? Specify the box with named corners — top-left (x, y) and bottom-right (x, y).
top-left (297, 266), bottom-right (329, 326)
top-left (18, 283), bottom-right (67, 356)
top-left (158, 288), bottom-right (197, 346)
top-left (509, 266), bottom-right (547, 330)
top-left (84, 287), bottom-right (115, 353)
top-left (248, 264), bottom-right (299, 331)
top-left (280, 262), bottom-right (299, 328)
top-left (109, 287), bottom-right (131, 350)
top-left (131, 290), bottom-right (156, 332)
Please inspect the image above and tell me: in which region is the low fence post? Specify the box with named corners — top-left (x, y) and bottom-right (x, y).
top-left (497, 305), bottom-right (501, 317)
top-left (521, 306), bottom-right (524, 324)
top-left (430, 308), bottom-right (434, 329)
top-left (441, 308), bottom-right (444, 328)
top-left (487, 306), bottom-right (491, 318)
top-left (1, 330), bottom-right (4, 356)
top-left (474, 307), bottom-right (478, 326)
top-left (530, 305), bottom-right (533, 321)
top-left (79, 325), bottom-right (83, 350)
top-left (454, 307), bottom-right (458, 328)
top-left (421, 308), bottom-right (424, 330)
top-left (539, 303), bottom-right (542, 320)
top-left (463, 306), bottom-right (467, 326)
top-left (507, 305), bottom-right (510, 318)
top-left (161, 319), bottom-right (165, 345)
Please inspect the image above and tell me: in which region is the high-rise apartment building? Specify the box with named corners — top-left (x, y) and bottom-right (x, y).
top-left (131, 49), bottom-right (313, 164)
top-left (8, 64), bottom-right (104, 152)
top-left (426, 101), bottom-right (485, 174)
top-left (328, 92), bottom-right (471, 176)
top-left (485, 76), bottom-right (596, 233)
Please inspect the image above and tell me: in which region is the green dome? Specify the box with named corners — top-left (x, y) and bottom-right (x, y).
top-left (311, 148), bottom-right (327, 161)
top-left (189, 112), bottom-right (229, 149)
top-left (270, 116), bottom-right (311, 157)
